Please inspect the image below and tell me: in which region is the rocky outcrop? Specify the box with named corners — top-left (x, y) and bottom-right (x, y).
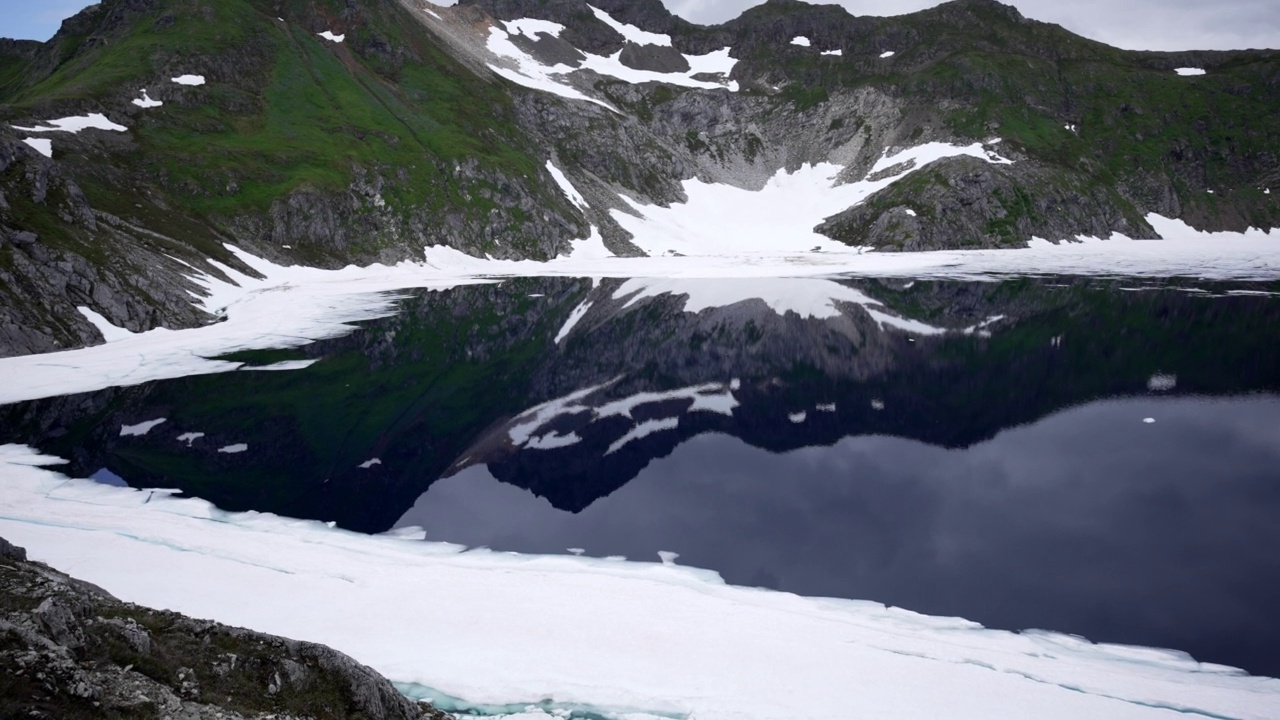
top-left (817, 156), bottom-right (1157, 249)
top-left (0, 536), bottom-right (447, 720)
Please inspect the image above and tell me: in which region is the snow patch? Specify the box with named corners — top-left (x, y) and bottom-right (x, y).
top-left (177, 432), bottom-right (204, 446)
top-left (12, 113), bottom-right (127, 133)
top-left (815, 403), bottom-right (836, 412)
top-left (217, 444), bottom-right (249, 454)
top-left (485, 14), bottom-right (737, 108)
top-left (171, 74), bottom-right (206, 86)
top-left (791, 36), bottom-right (811, 47)
top-left (879, 50), bottom-right (896, 58)
top-left (359, 458), bottom-right (382, 469)
top-left (239, 359), bottom-right (319, 372)
top-left (821, 49), bottom-right (842, 57)
top-left (21, 138), bottom-right (52, 157)
top-left (614, 142), bottom-right (1009, 257)
top-left (318, 31), bottom-right (345, 43)
top-left (120, 418), bottom-right (167, 437)
top-left (1148, 374), bottom-right (1177, 392)
top-left (131, 89), bottom-right (163, 108)
top-left (588, 5), bottom-right (671, 46)
top-left (788, 411), bottom-right (807, 423)
top-left (77, 307), bottom-right (136, 342)
top-left (1174, 67), bottom-right (1206, 76)
top-left (546, 161), bottom-right (588, 211)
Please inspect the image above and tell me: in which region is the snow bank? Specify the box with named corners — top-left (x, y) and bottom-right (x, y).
top-left (791, 36), bottom-right (811, 47)
top-left (77, 306), bottom-right (136, 342)
top-left (131, 89), bottom-right (163, 108)
top-left (880, 50), bottom-right (896, 58)
top-left (588, 5), bottom-right (671, 46)
top-left (486, 8), bottom-right (738, 106)
top-left (21, 137), bottom-right (52, 157)
top-left (12, 113), bottom-right (127, 133)
top-left (546, 161), bottom-right (587, 211)
top-left (171, 74), bottom-right (206, 86)
top-left (821, 49), bottom-right (842, 56)
top-left (612, 142), bottom-right (1010, 257)
top-left (318, 30), bottom-right (345, 43)
top-left (1175, 67), bottom-right (1206, 76)
top-left (1, 444), bottom-right (1276, 720)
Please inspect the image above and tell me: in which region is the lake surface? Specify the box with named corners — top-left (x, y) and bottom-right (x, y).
top-left (3, 275), bottom-right (1279, 676)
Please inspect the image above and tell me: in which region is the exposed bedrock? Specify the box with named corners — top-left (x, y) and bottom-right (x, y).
top-left (0, 536), bottom-right (448, 720)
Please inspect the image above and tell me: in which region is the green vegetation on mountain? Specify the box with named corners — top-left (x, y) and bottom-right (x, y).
top-left (0, 0), bottom-right (1276, 357)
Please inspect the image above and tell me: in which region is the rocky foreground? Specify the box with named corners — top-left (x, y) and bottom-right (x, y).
top-left (0, 536), bottom-right (448, 719)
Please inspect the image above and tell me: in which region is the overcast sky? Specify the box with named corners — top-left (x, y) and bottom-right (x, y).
top-left (0, 0), bottom-right (1276, 51)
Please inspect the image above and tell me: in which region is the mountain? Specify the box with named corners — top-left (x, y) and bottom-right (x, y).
top-left (1, 0), bottom-right (1277, 357)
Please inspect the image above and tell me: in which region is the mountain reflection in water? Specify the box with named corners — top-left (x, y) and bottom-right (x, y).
top-left (2, 275), bottom-right (1279, 675)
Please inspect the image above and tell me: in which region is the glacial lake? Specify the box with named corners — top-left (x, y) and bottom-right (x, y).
top-left (3, 275), bottom-right (1279, 677)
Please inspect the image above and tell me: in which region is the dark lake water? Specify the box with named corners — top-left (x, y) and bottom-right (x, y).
top-left (3, 275), bottom-right (1280, 676)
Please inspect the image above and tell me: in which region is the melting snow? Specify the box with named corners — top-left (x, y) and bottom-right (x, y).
top-left (120, 418), bottom-right (167, 437)
top-left (12, 113), bottom-right (127, 133)
top-left (217, 443), bottom-right (249, 454)
top-left (486, 11), bottom-right (738, 107)
top-left (318, 30), bottom-right (345, 43)
top-left (1175, 67), bottom-right (1206, 76)
top-left (2, 443), bottom-right (1277, 720)
top-left (546, 161), bottom-right (588, 211)
top-left (172, 74), bottom-right (206, 86)
top-left (21, 138), bottom-right (52, 157)
top-left (77, 307), bottom-right (136, 342)
top-left (131, 89), bottom-right (163, 108)
top-left (588, 5), bottom-right (671, 46)
top-left (613, 142), bottom-right (1010, 257)
top-left (791, 36), bottom-right (811, 47)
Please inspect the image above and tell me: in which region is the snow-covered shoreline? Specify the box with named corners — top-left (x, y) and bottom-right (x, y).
top-left (1, 443), bottom-right (1277, 720)
top-left (0, 212), bottom-right (1277, 407)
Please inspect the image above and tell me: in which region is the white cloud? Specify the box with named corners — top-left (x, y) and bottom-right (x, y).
top-left (665, 0), bottom-right (1280, 51)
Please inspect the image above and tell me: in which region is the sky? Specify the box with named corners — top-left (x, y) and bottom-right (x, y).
top-left (0, 0), bottom-right (1276, 51)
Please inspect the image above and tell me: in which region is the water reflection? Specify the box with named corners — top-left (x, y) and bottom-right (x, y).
top-left (400, 395), bottom-right (1280, 676)
top-left (2, 275), bottom-right (1279, 674)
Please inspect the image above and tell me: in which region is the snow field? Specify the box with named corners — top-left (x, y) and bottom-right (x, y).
top-left (1, 444), bottom-right (1277, 720)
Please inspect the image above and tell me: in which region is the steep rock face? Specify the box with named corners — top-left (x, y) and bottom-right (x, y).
top-left (0, 136), bottom-right (219, 356)
top-left (0, 536), bottom-right (446, 720)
